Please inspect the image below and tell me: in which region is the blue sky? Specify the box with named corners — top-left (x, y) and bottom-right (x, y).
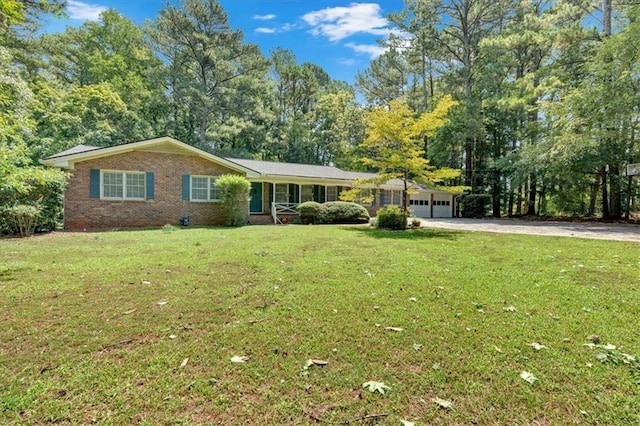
top-left (43, 0), bottom-right (407, 84)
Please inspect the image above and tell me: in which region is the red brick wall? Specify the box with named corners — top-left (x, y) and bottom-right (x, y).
top-left (65, 150), bottom-right (241, 230)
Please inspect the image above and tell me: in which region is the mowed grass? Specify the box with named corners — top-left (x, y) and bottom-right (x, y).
top-left (1, 225), bottom-right (639, 425)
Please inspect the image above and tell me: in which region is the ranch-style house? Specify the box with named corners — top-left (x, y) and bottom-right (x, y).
top-left (41, 137), bottom-right (458, 230)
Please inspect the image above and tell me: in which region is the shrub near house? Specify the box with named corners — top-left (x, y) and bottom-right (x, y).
top-left (296, 201), bottom-right (369, 224)
top-left (216, 174), bottom-right (250, 226)
top-left (318, 201), bottom-right (370, 224)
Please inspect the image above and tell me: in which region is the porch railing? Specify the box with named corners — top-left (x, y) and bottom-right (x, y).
top-left (271, 202), bottom-right (300, 224)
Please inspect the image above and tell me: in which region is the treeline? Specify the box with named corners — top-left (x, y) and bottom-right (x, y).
top-left (1, 0), bottom-right (639, 220)
top-left (361, 0), bottom-right (640, 219)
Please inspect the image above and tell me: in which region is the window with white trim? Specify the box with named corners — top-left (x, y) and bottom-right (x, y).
top-left (274, 183), bottom-right (289, 203)
top-left (191, 176), bottom-right (220, 202)
top-left (326, 186), bottom-right (337, 202)
top-left (102, 171), bottom-right (145, 200)
top-left (385, 190), bottom-right (402, 206)
top-left (301, 185), bottom-right (314, 202)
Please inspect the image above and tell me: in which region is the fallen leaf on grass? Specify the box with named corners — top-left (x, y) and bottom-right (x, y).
top-left (494, 346), bottom-right (503, 353)
top-left (157, 301), bottom-right (168, 306)
top-left (621, 353), bottom-right (636, 363)
top-left (385, 326), bottom-right (404, 332)
top-left (586, 335), bottom-right (600, 343)
top-left (529, 342), bottom-right (547, 351)
top-left (180, 358), bottom-right (189, 368)
top-left (432, 397), bottom-right (453, 409)
top-left (304, 359), bottom-right (328, 370)
top-left (503, 306), bottom-right (517, 312)
top-left (409, 297), bottom-right (417, 302)
top-left (400, 420), bottom-right (415, 426)
top-left (123, 309), bottom-right (136, 314)
top-left (412, 343), bottom-right (423, 351)
top-left (520, 371), bottom-right (537, 384)
top-left (230, 355), bottom-right (249, 363)
top-left (362, 381), bottom-right (390, 395)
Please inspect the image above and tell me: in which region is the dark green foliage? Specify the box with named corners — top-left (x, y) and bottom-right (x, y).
top-left (215, 174), bottom-right (250, 226)
top-left (375, 205), bottom-right (407, 230)
top-left (318, 201), bottom-right (370, 224)
top-left (296, 201), bottom-right (321, 224)
top-left (0, 167), bottom-right (66, 235)
top-left (460, 194), bottom-right (491, 218)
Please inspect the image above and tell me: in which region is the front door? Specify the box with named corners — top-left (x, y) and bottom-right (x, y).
top-left (250, 182), bottom-right (263, 213)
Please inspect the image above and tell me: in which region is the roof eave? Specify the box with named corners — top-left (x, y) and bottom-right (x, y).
top-left (39, 137), bottom-right (259, 177)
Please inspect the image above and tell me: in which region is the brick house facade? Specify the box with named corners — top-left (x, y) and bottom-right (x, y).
top-left (42, 138), bottom-right (257, 230)
top-left (65, 151), bottom-right (242, 230)
top-left (42, 137), bottom-right (457, 229)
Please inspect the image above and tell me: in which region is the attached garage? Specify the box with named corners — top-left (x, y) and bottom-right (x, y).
top-left (409, 189), bottom-right (455, 218)
top-left (409, 193), bottom-right (430, 218)
top-left (432, 196), bottom-right (453, 218)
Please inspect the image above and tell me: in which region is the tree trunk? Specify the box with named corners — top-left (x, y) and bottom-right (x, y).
top-left (526, 174), bottom-right (536, 215)
top-left (492, 170), bottom-right (501, 217)
top-left (199, 99), bottom-right (209, 149)
top-left (588, 178), bottom-right (598, 216)
top-left (601, 166), bottom-right (610, 219)
top-left (625, 175), bottom-right (632, 220)
top-left (507, 188), bottom-right (514, 217)
top-left (603, 0), bottom-right (612, 37)
top-left (464, 141), bottom-right (473, 187)
top-left (609, 164), bottom-right (621, 219)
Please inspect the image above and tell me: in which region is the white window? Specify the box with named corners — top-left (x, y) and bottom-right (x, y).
top-left (191, 176), bottom-right (220, 202)
top-left (385, 190), bottom-right (402, 206)
top-left (102, 171), bottom-right (145, 200)
top-left (301, 185), bottom-right (314, 202)
top-left (274, 183), bottom-right (289, 203)
top-left (326, 186), bottom-right (337, 202)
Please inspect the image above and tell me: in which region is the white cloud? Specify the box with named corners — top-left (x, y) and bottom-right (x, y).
top-left (255, 27), bottom-right (276, 34)
top-left (302, 3), bottom-right (390, 42)
top-left (340, 58), bottom-right (358, 66)
top-left (345, 42), bottom-right (386, 59)
top-left (67, 0), bottom-right (107, 21)
top-left (253, 14), bottom-right (277, 21)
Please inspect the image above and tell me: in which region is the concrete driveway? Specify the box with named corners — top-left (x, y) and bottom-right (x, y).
top-left (419, 218), bottom-right (640, 242)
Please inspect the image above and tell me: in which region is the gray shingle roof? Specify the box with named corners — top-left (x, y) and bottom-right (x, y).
top-left (226, 158), bottom-right (370, 181)
top-left (44, 145), bottom-right (101, 159)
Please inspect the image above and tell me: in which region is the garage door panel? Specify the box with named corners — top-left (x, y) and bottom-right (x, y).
top-left (409, 198), bottom-right (430, 218)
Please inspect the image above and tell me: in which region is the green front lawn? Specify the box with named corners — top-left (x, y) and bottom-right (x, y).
top-left (1, 225), bottom-right (639, 424)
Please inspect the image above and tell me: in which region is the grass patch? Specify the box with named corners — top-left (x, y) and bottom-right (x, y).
top-left (1, 226), bottom-right (639, 424)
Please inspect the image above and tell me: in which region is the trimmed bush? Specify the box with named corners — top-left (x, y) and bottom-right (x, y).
top-left (0, 166), bottom-right (66, 235)
top-left (215, 174), bottom-right (251, 226)
top-left (2, 204), bottom-right (41, 237)
top-left (318, 201), bottom-right (370, 224)
top-left (460, 194), bottom-right (491, 218)
top-left (296, 201), bottom-right (321, 224)
top-left (375, 205), bottom-right (407, 230)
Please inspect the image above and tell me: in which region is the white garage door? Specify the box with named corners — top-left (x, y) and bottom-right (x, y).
top-left (409, 195), bottom-right (431, 218)
top-left (432, 197), bottom-right (452, 218)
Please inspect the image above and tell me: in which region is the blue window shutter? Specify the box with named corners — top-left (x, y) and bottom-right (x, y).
top-left (146, 172), bottom-right (155, 199)
top-left (380, 190), bottom-right (385, 207)
top-left (89, 169), bottom-right (100, 198)
top-left (182, 174), bottom-right (190, 200)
